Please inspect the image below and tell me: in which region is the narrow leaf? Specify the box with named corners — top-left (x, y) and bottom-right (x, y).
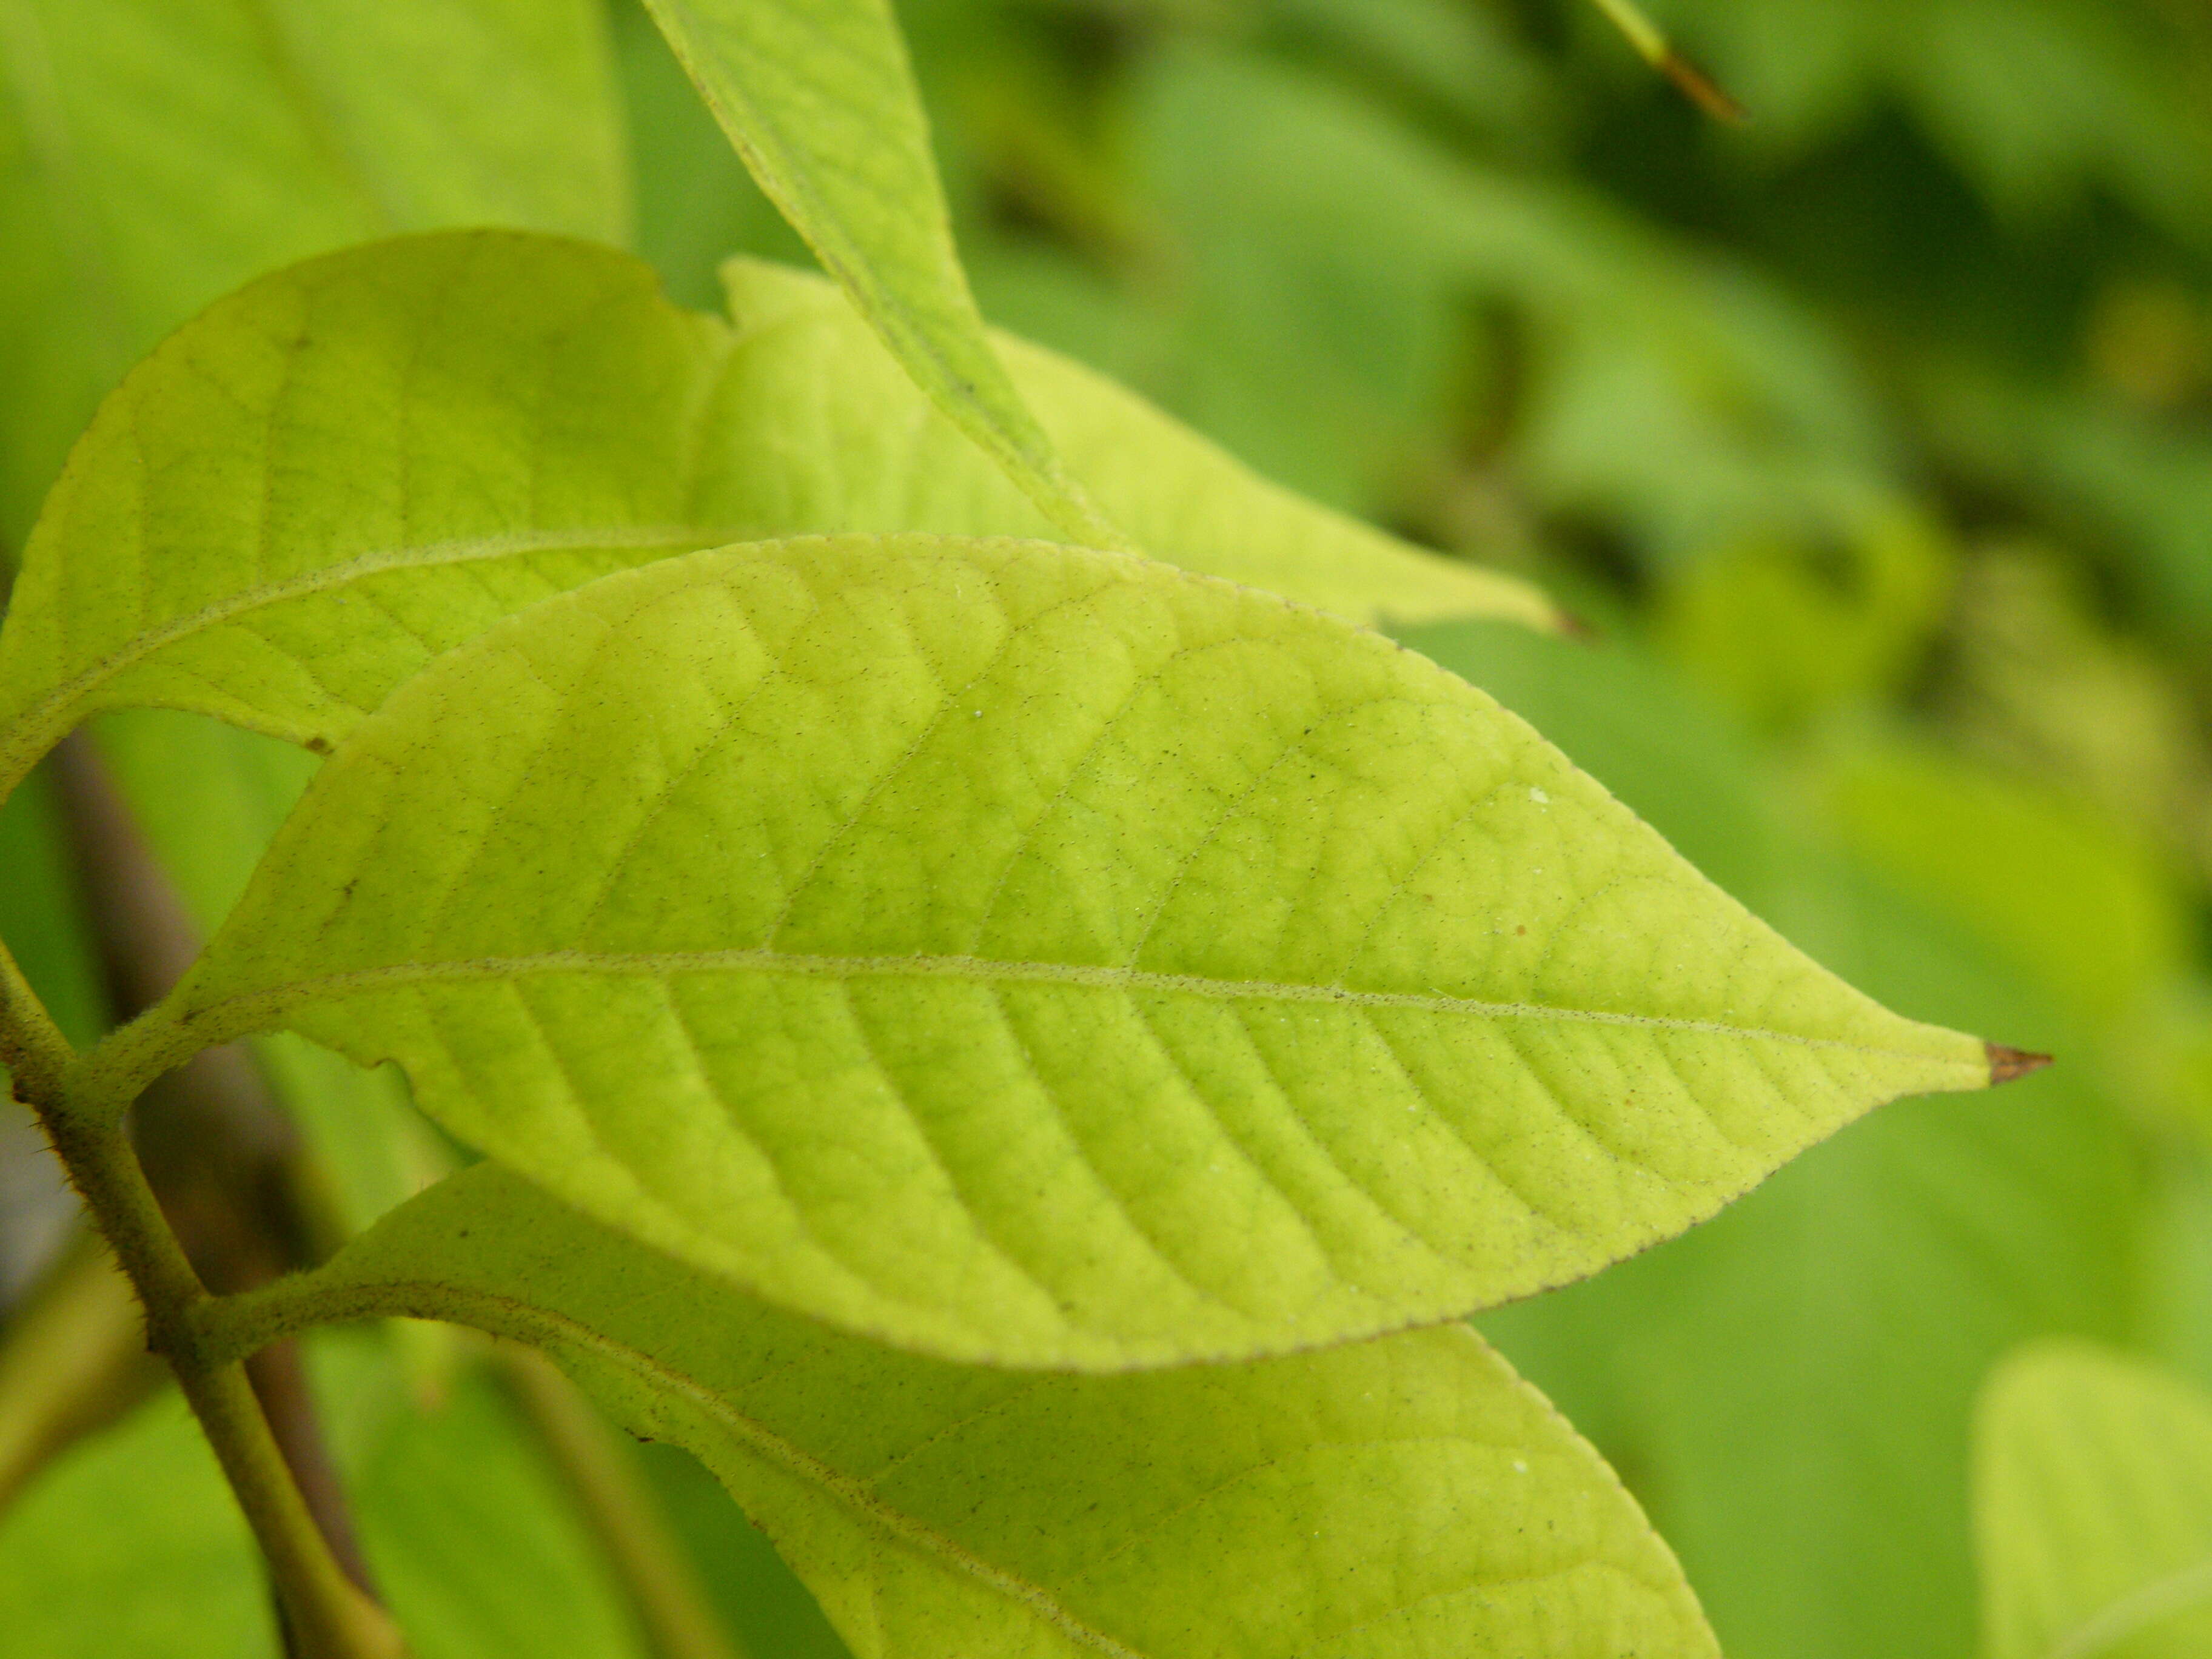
top-left (129, 536), bottom-right (1992, 1367)
top-left (1976, 1341), bottom-right (2212, 1659)
top-left (0, 233), bottom-right (1551, 800)
top-left (220, 1162), bottom-right (1724, 1659)
top-left (638, 0), bottom-right (1122, 549)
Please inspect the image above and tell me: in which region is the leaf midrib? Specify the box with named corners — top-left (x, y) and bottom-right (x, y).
top-left (0, 523), bottom-right (725, 785)
top-left (173, 944), bottom-right (1963, 1067)
top-left (232, 1275), bottom-right (1151, 1658)
top-left (215, 1274), bottom-right (1637, 1659)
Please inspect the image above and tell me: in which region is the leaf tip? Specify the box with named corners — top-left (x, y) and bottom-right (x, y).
top-left (1986, 1042), bottom-right (2054, 1086)
top-left (1660, 51), bottom-right (1749, 124)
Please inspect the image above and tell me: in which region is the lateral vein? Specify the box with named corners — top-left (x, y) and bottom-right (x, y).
top-left (1, 523), bottom-right (725, 765)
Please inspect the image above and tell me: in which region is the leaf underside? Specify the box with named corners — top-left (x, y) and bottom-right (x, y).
top-left (145, 535), bottom-right (1988, 1369)
top-left (0, 0), bottom-right (625, 543)
top-left (236, 1161), bottom-right (1724, 1659)
top-left (0, 233), bottom-right (1546, 798)
top-left (637, 0), bottom-right (1121, 548)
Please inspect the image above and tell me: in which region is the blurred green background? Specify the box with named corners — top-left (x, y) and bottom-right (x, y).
top-left (7, 1), bottom-right (2212, 1655)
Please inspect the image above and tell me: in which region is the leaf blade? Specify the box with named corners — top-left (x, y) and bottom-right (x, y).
top-left (138, 534), bottom-right (1989, 1367)
top-left (639, 0), bottom-right (1120, 549)
top-left (221, 1162), bottom-right (1724, 1659)
top-left (0, 233), bottom-right (1550, 797)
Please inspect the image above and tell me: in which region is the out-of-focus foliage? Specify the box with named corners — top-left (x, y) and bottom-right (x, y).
top-left (5, 1), bottom-right (2212, 1656)
top-left (1974, 1341), bottom-right (2212, 1659)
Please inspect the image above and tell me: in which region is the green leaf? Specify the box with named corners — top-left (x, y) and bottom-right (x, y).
top-left (92, 710), bottom-right (449, 1234)
top-left (125, 535), bottom-right (1992, 1367)
top-left (0, 1391), bottom-right (276, 1658)
top-left (710, 257), bottom-right (1554, 634)
top-left (0, 0), bottom-right (626, 545)
top-left (635, 0), bottom-right (1122, 550)
top-left (1412, 619), bottom-right (2134, 1659)
top-left (0, 232), bottom-right (1552, 800)
top-left (1976, 1341), bottom-right (2212, 1659)
top-left (1812, 736), bottom-right (2191, 1031)
top-left (218, 1161), bottom-right (1724, 1659)
top-left (307, 1334), bottom-right (654, 1659)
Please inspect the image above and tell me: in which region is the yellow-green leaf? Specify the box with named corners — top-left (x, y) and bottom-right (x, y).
top-left (213, 1162), bottom-right (1724, 1659)
top-left (117, 535), bottom-right (1994, 1368)
top-left (637, 0), bottom-right (1120, 548)
top-left (0, 233), bottom-right (1551, 803)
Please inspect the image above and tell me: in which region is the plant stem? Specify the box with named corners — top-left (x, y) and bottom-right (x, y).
top-left (46, 731), bottom-right (385, 1604)
top-left (36, 1104), bottom-right (406, 1658)
top-left (1, 760), bottom-right (400, 1658)
top-left (0, 939), bottom-right (71, 1107)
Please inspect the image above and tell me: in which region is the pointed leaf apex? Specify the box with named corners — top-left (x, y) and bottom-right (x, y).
top-left (1660, 52), bottom-right (1749, 124)
top-left (1986, 1043), bottom-right (2054, 1086)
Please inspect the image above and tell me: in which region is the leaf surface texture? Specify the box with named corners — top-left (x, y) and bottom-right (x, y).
top-left (0, 234), bottom-right (1549, 793)
top-left (235, 1162), bottom-right (1723, 1659)
top-left (146, 535), bottom-right (1989, 1366)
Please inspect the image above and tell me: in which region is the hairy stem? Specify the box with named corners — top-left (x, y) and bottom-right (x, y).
top-left (50, 733), bottom-right (384, 1592)
top-left (500, 1343), bottom-right (749, 1659)
top-left (36, 1106), bottom-right (403, 1658)
top-left (0, 737), bottom-right (408, 1657)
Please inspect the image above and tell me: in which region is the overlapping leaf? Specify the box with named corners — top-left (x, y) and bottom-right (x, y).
top-left (211, 1162), bottom-right (1724, 1659)
top-left (709, 257), bottom-right (1553, 631)
top-left (637, 0), bottom-right (1120, 548)
top-left (1976, 1341), bottom-right (2212, 1659)
top-left (0, 0), bottom-right (625, 545)
top-left (107, 535), bottom-right (1994, 1367)
top-left (0, 233), bottom-right (1550, 800)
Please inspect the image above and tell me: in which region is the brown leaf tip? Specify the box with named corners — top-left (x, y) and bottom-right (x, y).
top-left (1558, 609), bottom-right (1601, 643)
top-left (1986, 1042), bottom-right (2054, 1086)
top-left (1660, 52), bottom-right (1749, 124)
